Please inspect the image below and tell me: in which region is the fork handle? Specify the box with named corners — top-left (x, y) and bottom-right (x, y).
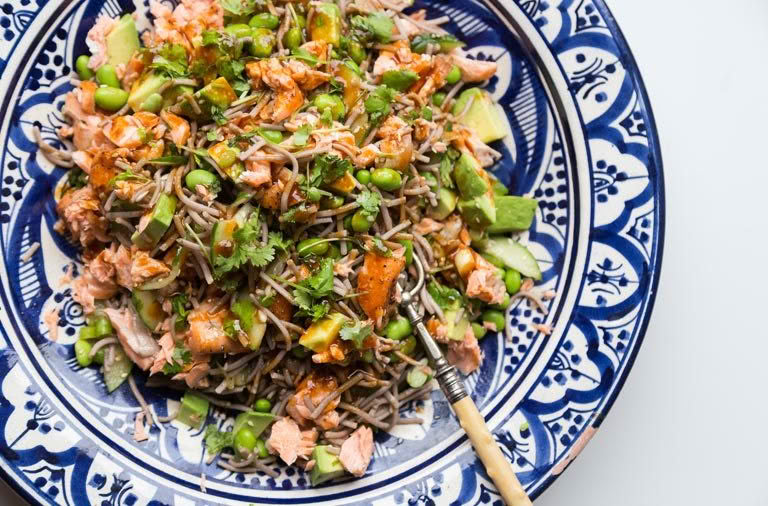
top-left (452, 396), bottom-right (532, 506)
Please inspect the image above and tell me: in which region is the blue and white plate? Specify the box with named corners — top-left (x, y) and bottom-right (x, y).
top-left (0, 0), bottom-right (664, 504)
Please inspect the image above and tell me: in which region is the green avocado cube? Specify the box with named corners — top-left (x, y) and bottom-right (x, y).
top-left (452, 88), bottom-right (509, 143)
top-left (177, 392), bottom-right (209, 429)
top-left (454, 152), bottom-right (489, 199)
top-left (487, 196), bottom-right (538, 234)
top-left (232, 411), bottom-right (275, 440)
top-left (428, 187), bottom-right (458, 220)
top-left (128, 72), bottom-right (171, 113)
top-left (131, 194), bottom-right (177, 249)
top-left (106, 14), bottom-right (140, 67)
top-left (310, 445), bottom-right (347, 486)
top-left (198, 77), bottom-right (237, 109)
top-left (458, 194), bottom-right (496, 229)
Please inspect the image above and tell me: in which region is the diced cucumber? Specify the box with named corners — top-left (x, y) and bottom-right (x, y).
top-left (232, 411), bottom-right (275, 440)
top-left (310, 445), bottom-right (346, 486)
top-left (407, 359), bottom-right (433, 388)
top-left (480, 238), bottom-right (541, 280)
top-left (131, 194), bottom-right (177, 249)
top-left (231, 292), bottom-right (268, 350)
top-left (132, 289), bottom-right (166, 333)
top-left (103, 345), bottom-right (133, 392)
top-left (210, 218), bottom-right (238, 265)
top-left (177, 391), bottom-right (209, 429)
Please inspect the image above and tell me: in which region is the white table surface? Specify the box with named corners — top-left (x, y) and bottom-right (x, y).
top-left (3, 1), bottom-right (768, 504)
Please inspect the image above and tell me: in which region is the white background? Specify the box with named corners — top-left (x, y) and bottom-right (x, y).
top-left (3, 1), bottom-right (768, 505)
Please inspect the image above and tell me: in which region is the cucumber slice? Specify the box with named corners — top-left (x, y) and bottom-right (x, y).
top-left (231, 291), bottom-right (268, 350)
top-left (132, 289), bottom-right (166, 333)
top-left (481, 238), bottom-right (541, 280)
top-left (210, 218), bottom-right (239, 265)
top-left (131, 194), bottom-right (177, 249)
top-left (232, 411), bottom-right (275, 440)
top-left (103, 345), bottom-right (133, 392)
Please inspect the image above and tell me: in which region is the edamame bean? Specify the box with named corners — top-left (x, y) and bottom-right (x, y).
top-left (492, 293), bottom-right (511, 310)
top-left (234, 427), bottom-right (257, 454)
top-left (313, 94), bottom-right (345, 120)
top-left (420, 172), bottom-right (437, 188)
top-left (91, 314), bottom-right (113, 337)
top-left (140, 92), bottom-right (163, 113)
top-left (283, 27), bottom-right (302, 51)
top-left (185, 169), bottom-right (220, 192)
top-left (75, 55), bottom-right (94, 80)
top-left (96, 64), bottom-right (120, 88)
top-left (481, 310), bottom-right (505, 332)
top-left (298, 238), bottom-right (330, 257)
top-left (80, 325), bottom-right (97, 340)
top-left (295, 14), bottom-right (307, 29)
top-left (384, 316), bottom-right (412, 341)
top-left (343, 214), bottom-right (353, 230)
top-left (254, 438), bottom-right (269, 458)
top-left (94, 86), bottom-right (129, 112)
top-left (371, 168), bottom-right (402, 191)
top-left (397, 239), bottom-right (413, 266)
top-left (471, 322), bottom-right (487, 340)
top-left (249, 13), bottom-right (280, 30)
top-left (320, 195), bottom-right (344, 209)
top-left (422, 106), bottom-right (433, 121)
top-left (351, 210), bottom-right (372, 232)
top-left (504, 269), bottom-right (522, 294)
top-left (445, 65), bottom-right (461, 85)
top-left (75, 339), bottom-right (93, 367)
top-left (225, 23), bottom-right (253, 39)
top-left (347, 40), bottom-right (366, 64)
top-left (432, 91), bottom-right (446, 107)
top-left (390, 335), bottom-right (417, 361)
top-left (260, 129), bottom-right (283, 144)
top-left (355, 169), bottom-right (371, 185)
top-left (254, 398), bottom-right (271, 413)
top-left (249, 28), bottom-right (276, 58)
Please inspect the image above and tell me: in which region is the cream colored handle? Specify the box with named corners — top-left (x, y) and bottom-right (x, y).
top-left (452, 396), bottom-right (532, 506)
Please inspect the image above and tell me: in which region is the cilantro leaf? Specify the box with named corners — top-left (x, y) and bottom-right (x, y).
top-left (438, 148), bottom-right (459, 189)
top-left (309, 154), bottom-right (353, 188)
top-left (204, 425), bottom-right (234, 455)
top-left (293, 124), bottom-right (312, 147)
top-left (213, 215), bottom-right (293, 278)
top-left (218, 0), bottom-right (258, 16)
top-left (291, 258), bottom-right (335, 321)
top-left (350, 14), bottom-right (394, 43)
top-left (67, 168), bottom-right (88, 188)
top-left (426, 281), bottom-right (463, 311)
top-left (371, 237), bottom-right (392, 257)
top-left (356, 189), bottom-right (381, 218)
top-left (150, 43), bottom-right (189, 78)
top-left (162, 343), bottom-right (191, 375)
top-left (280, 202), bottom-right (314, 223)
top-left (289, 48), bottom-right (320, 67)
top-left (172, 294), bottom-right (191, 329)
top-left (364, 86), bottom-right (396, 126)
top-left (223, 319), bottom-right (242, 340)
top-left (339, 320), bottom-right (372, 349)
top-left (210, 105), bottom-right (228, 126)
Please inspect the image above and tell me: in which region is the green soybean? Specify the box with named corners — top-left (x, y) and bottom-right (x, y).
top-left (391, 335), bottom-right (417, 361)
top-left (445, 65), bottom-right (461, 85)
top-left (472, 322), bottom-right (487, 340)
top-left (95, 64), bottom-right (120, 88)
top-left (75, 55), bottom-right (94, 80)
top-left (74, 339), bottom-right (93, 367)
top-left (298, 238), bottom-right (330, 257)
top-left (347, 40), bottom-right (366, 64)
top-left (320, 195), bottom-right (344, 209)
top-left (80, 325), bottom-right (98, 340)
top-left (351, 210), bottom-right (372, 232)
top-left (492, 293), bottom-right (511, 310)
top-left (249, 28), bottom-right (276, 58)
top-left (249, 13), bottom-right (280, 30)
top-left (420, 171), bottom-right (437, 188)
top-left (313, 93), bottom-right (345, 121)
top-left (254, 437), bottom-right (269, 458)
top-left (260, 129), bottom-right (283, 144)
top-left (504, 269), bottom-right (522, 294)
top-left (90, 314), bottom-right (113, 337)
top-left (185, 170), bottom-right (220, 192)
top-left (283, 27), bottom-right (302, 51)
top-left (384, 316), bottom-right (412, 341)
top-left (140, 93), bottom-right (163, 113)
top-left (94, 87), bottom-right (129, 112)
top-left (225, 23), bottom-right (253, 39)
top-left (235, 427), bottom-right (257, 454)
top-left (397, 239), bottom-right (413, 266)
top-left (432, 91), bottom-right (447, 107)
top-left (295, 14), bottom-right (307, 29)
top-left (343, 214), bottom-right (354, 231)
top-left (254, 398), bottom-right (272, 413)
top-left (355, 169), bottom-right (371, 185)
top-left (481, 310), bottom-right (505, 332)
top-left (371, 168), bottom-right (402, 191)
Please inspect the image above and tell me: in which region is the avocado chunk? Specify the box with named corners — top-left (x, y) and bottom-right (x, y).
top-left (452, 88), bottom-right (510, 143)
top-left (106, 14), bottom-right (140, 67)
top-left (480, 237), bottom-right (541, 280)
top-left (487, 196), bottom-right (538, 234)
top-left (458, 194), bottom-right (496, 229)
top-left (231, 292), bottom-right (268, 350)
top-left (454, 152), bottom-right (490, 199)
top-left (131, 289), bottom-right (166, 333)
top-left (132, 194), bottom-right (177, 249)
top-left (177, 392), bottom-right (210, 429)
top-left (442, 310), bottom-right (471, 341)
top-left (198, 76), bottom-right (238, 109)
top-left (299, 313), bottom-right (348, 352)
top-left (310, 3), bottom-right (342, 46)
top-left (232, 410), bottom-right (275, 439)
top-left (163, 84), bottom-right (196, 108)
top-left (128, 72), bottom-right (171, 113)
top-left (428, 187), bottom-right (458, 220)
top-left (208, 142), bottom-right (244, 181)
top-left (491, 179), bottom-right (509, 196)
top-left (326, 171), bottom-right (356, 195)
top-left (310, 445), bottom-right (347, 486)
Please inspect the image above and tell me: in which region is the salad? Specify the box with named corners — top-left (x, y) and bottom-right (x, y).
top-left (45, 0), bottom-right (548, 486)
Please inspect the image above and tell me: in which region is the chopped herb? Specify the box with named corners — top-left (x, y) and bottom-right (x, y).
top-left (108, 170), bottom-right (150, 187)
top-left (162, 343), bottom-right (191, 375)
top-left (292, 258), bottom-right (335, 320)
top-left (148, 155), bottom-right (189, 166)
top-left (289, 48), bottom-right (320, 67)
top-left (149, 43), bottom-right (189, 78)
top-left (427, 281), bottom-right (463, 311)
top-left (204, 425), bottom-right (234, 455)
top-left (223, 319), bottom-right (242, 340)
top-left (364, 86), bottom-right (396, 126)
top-left (309, 154), bottom-right (353, 187)
top-left (339, 320), bottom-right (372, 349)
top-left (207, 130), bottom-right (220, 142)
top-left (410, 33), bottom-right (465, 54)
top-left (213, 214), bottom-right (293, 278)
top-left (371, 237), bottom-right (392, 257)
top-left (356, 189), bottom-right (382, 218)
top-left (210, 105), bottom-right (228, 126)
top-left (281, 202), bottom-right (314, 223)
top-left (350, 13), bottom-right (394, 43)
top-left (67, 168), bottom-right (88, 188)
top-left (172, 293), bottom-right (191, 328)
top-left (438, 148), bottom-right (460, 189)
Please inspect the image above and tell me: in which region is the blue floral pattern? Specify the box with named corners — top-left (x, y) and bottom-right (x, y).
top-left (0, 0), bottom-right (663, 504)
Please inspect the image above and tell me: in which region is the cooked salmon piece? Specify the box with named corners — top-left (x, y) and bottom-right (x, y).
top-left (85, 15), bottom-right (117, 70)
top-left (358, 251), bottom-right (406, 323)
top-left (104, 307), bottom-right (161, 370)
top-left (240, 159), bottom-right (272, 189)
top-left (464, 252), bottom-right (506, 305)
top-left (339, 426), bottom-right (374, 477)
top-left (57, 186), bottom-right (109, 248)
top-left (172, 361), bottom-right (211, 388)
top-left (253, 59), bottom-right (305, 122)
top-left (451, 54), bottom-right (497, 83)
top-left (130, 250), bottom-right (170, 287)
top-left (267, 417), bottom-right (317, 465)
top-left (445, 325), bottom-right (483, 375)
top-left (376, 116), bottom-right (413, 171)
top-left (286, 371), bottom-right (340, 429)
top-left (71, 250), bottom-right (119, 313)
top-left (149, 332), bottom-right (175, 375)
top-left (413, 218), bottom-right (444, 236)
top-left (186, 301), bottom-right (249, 355)
top-left (161, 110), bottom-right (191, 146)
